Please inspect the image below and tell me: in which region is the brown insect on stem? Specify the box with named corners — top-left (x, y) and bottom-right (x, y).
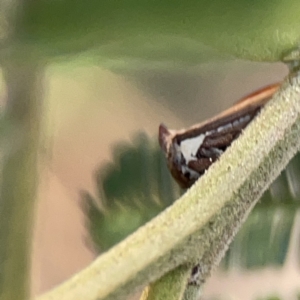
top-left (159, 83), bottom-right (281, 189)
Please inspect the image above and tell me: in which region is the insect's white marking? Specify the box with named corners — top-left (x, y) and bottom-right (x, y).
top-left (216, 115), bottom-right (251, 133)
top-left (176, 114), bottom-right (252, 177)
top-left (233, 115), bottom-right (251, 127)
top-left (180, 134), bottom-right (206, 162)
top-left (210, 147), bottom-right (223, 156)
top-left (217, 123), bottom-right (232, 132)
top-left (173, 144), bottom-right (197, 177)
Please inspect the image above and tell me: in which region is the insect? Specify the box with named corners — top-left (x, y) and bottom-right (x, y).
top-left (159, 83), bottom-right (281, 189)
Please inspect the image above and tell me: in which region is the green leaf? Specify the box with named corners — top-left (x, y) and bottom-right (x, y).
top-left (15, 0), bottom-right (300, 66)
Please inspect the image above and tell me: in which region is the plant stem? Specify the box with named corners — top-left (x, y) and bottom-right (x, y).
top-left (140, 265), bottom-right (191, 300)
top-left (182, 285), bottom-right (201, 300)
top-left (0, 63), bottom-right (44, 300)
top-left (37, 72), bottom-right (300, 300)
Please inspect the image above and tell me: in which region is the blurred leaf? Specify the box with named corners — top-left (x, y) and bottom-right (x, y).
top-left (82, 132), bottom-right (181, 252)
top-left (221, 155), bottom-right (300, 270)
top-left (11, 0), bottom-right (300, 67)
top-left (222, 207), bottom-right (294, 269)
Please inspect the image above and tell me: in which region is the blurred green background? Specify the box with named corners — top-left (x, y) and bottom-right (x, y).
top-left (3, 1), bottom-right (300, 298)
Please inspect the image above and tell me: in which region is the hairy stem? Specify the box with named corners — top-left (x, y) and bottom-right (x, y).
top-left (140, 265), bottom-right (191, 300)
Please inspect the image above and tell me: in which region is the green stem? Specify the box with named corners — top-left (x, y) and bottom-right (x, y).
top-left (0, 63), bottom-right (43, 300)
top-left (37, 72), bottom-right (300, 300)
top-left (182, 285), bottom-right (201, 300)
top-left (140, 265), bottom-right (191, 300)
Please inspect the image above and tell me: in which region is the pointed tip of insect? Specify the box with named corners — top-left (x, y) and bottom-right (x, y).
top-left (158, 123), bottom-right (171, 153)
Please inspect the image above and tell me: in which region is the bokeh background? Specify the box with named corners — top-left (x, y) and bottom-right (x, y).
top-left (28, 59), bottom-right (300, 300)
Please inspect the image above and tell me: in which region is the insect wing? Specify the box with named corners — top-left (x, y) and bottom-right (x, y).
top-left (159, 83), bottom-right (280, 188)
